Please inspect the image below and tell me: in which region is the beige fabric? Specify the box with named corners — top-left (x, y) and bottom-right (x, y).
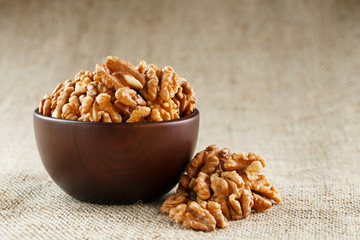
top-left (1, 0), bottom-right (360, 239)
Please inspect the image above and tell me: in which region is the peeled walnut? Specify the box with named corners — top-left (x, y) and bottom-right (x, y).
top-left (136, 60), bottom-right (195, 119)
top-left (207, 201), bottom-right (229, 228)
top-left (39, 94), bottom-right (51, 116)
top-left (136, 61), bottom-right (160, 102)
top-left (126, 106), bottom-right (151, 123)
top-left (252, 193), bottom-right (272, 212)
top-left (39, 77), bottom-right (82, 121)
top-left (138, 63), bottom-right (181, 102)
top-left (217, 171), bottom-right (253, 220)
top-left (95, 93), bottom-right (122, 123)
top-left (74, 72), bottom-right (93, 95)
top-left (135, 60), bottom-right (148, 74)
top-left (52, 79), bottom-right (74, 100)
top-left (115, 90), bottom-right (147, 122)
top-left (220, 152), bottom-right (266, 181)
top-left (77, 93), bottom-right (121, 123)
top-left (50, 80), bottom-right (75, 111)
top-left (182, 201), bottom-right (216, 232)
top-left (221, 171), bottom-right (245, 191)
top-left (95, 56), bottom-right (145, 91)
top-left (160, 193), bottom-right (188, 215)
top-left (96, 81), bottom-right (115, 99)
top-left (239, 188), bottom-right (254, 219)
top-left (113, 101), bottom-right (131, 119)
top-left (86, 82), bottom-right (99, 98)
top-left (105, 56), bottom-right (145, 88)
top-left (51, 86), bottom-right (75, 119)
top-left (74, 70), bottom-right (94, 83)
top-left (85, 81), bottom-right (115, 101)
top-left (169, 204), bottom-right (187, 224)
top-left (78, 95), bottom-right (94, 121)
top-left (168, 201), bottom-right (228, 231)
top-left (115, 87), bottom-right (145, 108)
top-left (244, 161), bottom-right (264, 181)
top-left (77, 96), bottom-right (100, 122)
top-left (147, 98), bottom-right (179, 122)
top-left (227, 187), bottom-right (254, 220)
top-left (159, 66), bottom-right (181, 101)
top-left (143, 65), bottom-right (184, 121)
top-left (241, 173), bottom-right (282, 204)
top-left (185, 144), bottom-right (226, 179)
top-left (61, 95), bottom-right (80, 120)
top-left (210, 173), bottom-right (230, 217)
top-left (95, 64), bottom-right (124, 90)
top-left (114, 87), bottom-right (147, 121)
top-left (190, 172), bottom-right (211, 201)
top-left (99, 111), bottom-right (112, 122)
top-left (174, 80), bottom-right (196, 117)
top-left (209, 171), bottom-right (252, 220)
top-left (177, 175), bottom-right (191, 194)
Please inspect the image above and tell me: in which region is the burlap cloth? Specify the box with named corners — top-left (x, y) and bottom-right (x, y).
top-left (1, 0), bottom-right (359, 239)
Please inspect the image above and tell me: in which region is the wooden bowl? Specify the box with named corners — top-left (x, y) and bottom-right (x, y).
top-left (33, 108), bottom-right (199, 204)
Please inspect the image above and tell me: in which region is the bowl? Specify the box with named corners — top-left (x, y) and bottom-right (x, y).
top-left (33, 108), bottom-right (199, 204)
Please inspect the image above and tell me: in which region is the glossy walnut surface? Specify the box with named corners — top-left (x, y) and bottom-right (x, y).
top-left (33, 108), bottom-right (199, 204)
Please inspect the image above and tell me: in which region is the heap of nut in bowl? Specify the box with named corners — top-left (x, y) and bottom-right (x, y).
top-left (160, 144), bottom-right (281, 232)
top-left (38, 56), bottom-right (195, 122)
top-left (38, 56), bottom-right (281, 232)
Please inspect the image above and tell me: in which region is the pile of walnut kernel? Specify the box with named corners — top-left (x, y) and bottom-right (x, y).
top-left (39, 56), bottom-right (195, 122)
top-left (160, 145), bottom-right (281, 232)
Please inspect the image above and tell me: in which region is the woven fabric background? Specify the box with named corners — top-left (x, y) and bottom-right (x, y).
top-left (1, 0), bottom-right (360, 239)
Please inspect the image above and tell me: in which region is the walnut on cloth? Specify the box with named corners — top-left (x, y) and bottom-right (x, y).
top-left (38, 56), bottom-right (196, 123)
top-left (160, 145), bottom-right (281, 232)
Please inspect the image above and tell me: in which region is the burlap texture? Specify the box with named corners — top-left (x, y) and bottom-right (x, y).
top-left (1, 0), bottom-right (359, 239)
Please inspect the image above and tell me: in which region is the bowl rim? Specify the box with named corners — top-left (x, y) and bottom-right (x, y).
top-left (34, 108), bottom-right (199, 126)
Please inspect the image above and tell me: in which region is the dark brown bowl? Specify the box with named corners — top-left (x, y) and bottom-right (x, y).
top-left (33, 108), bottom-right (199, 204)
